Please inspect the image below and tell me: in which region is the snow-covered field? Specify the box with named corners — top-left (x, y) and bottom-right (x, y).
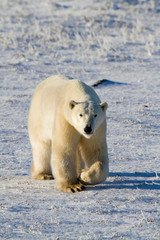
top-left (0, 0), bottom-right (160, 239)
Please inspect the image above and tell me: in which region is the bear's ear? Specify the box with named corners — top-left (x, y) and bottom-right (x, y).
top-left (100, 102), bottom-right (108, 111)
top-left (69, 100), bottom-right (77, 109)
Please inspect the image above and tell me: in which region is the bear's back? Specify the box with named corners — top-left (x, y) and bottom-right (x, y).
top-left (34, 75), bottom-right (100, 105)
top-left (63, 78), bottom-right (101, 104)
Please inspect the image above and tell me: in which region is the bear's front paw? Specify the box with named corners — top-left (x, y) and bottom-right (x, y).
top-left (79, 170), bottom-right (92, 185)
top-left (56, 182), bottom-right (85, 193)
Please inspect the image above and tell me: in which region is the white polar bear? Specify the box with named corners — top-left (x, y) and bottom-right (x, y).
top-left (28, 75), bottom-right (109, 193)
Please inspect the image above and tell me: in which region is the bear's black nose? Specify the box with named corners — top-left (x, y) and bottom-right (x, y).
top-left (84, 126), bottom-right (92, 134)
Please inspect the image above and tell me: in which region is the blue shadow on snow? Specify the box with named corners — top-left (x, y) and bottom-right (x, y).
top-left (87, 172), bottom-right (160, 191)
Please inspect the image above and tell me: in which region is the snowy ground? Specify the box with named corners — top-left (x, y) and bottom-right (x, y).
top-left (0, 0), bottom-right (160, 239)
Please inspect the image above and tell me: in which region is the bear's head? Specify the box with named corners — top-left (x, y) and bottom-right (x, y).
top-left (68, 100), bottom-right (108, 138)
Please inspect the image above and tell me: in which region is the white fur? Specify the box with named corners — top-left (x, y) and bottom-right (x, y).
top-left (28, 75), bottom-right (109, 193)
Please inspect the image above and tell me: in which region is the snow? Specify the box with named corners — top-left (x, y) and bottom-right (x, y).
top-left (0, 0), bottom-right (160, 239)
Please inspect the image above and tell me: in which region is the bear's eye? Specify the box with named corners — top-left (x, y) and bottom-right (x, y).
top-left (79, 114), bottom-right (83, 117)
top-left (94, 114), bottom-right (97, 118)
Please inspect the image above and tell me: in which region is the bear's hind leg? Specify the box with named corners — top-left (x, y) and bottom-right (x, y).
top-left (31, 141), bottom-right (53, 180)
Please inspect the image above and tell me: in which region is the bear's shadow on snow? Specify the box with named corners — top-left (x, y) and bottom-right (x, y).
top-left (87, 172), bottom-right (160, 191)
top-left (92, 79), bottom-right (129, 87)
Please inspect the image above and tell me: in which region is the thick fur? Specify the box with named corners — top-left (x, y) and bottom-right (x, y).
top-left (28, 75), bottom-right (109, 193)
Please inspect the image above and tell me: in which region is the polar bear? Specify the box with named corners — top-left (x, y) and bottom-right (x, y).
top-left (28, 75), bottom-right (109, 193)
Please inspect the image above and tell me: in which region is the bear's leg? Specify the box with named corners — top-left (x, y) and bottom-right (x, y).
top-left (31, 141), bottom-right (53, 180)
top-left (79, 139), bottom-right (109, 185)
top-left (76, 148), bottom-right (85, 178)
top-left (51, 124), bottom-right (85, 193)
top-left (80, 160), bottom-right (108, 185)
top-left (49, 116), bottom-right (86, 193)
top-left (51, 149), bottom-right (85, 193)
